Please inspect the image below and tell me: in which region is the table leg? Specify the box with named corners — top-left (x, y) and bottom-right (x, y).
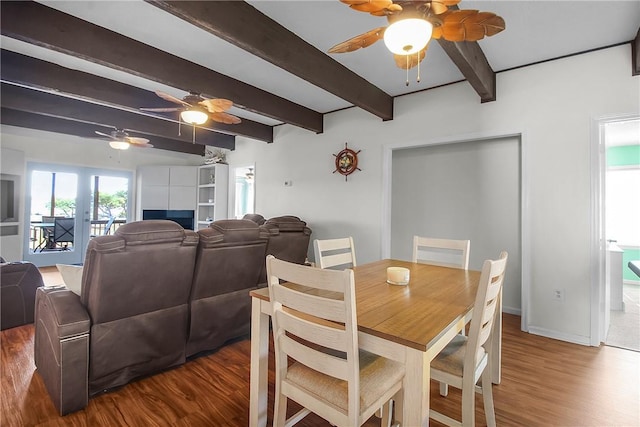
top-left (404, 348), bottom-right (429, 426)
top-left (249, 297), bottom-right (269, 427)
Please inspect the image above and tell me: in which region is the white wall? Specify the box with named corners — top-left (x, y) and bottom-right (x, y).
top-left (0, 125), bottom-right (204, 261)
top-left (228, 45), bottom-right (640, 344)
top-left (0, 148), bottom-right (25, 261)
top-left (390, 137), bottom-right (522, 313)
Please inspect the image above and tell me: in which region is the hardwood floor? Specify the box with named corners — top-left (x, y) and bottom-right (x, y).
top-left (1, 273), bottom-right (638, 426)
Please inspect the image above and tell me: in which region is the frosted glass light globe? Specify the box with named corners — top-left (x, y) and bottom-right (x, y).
top-left (384, 18), bottom-right (433, 55)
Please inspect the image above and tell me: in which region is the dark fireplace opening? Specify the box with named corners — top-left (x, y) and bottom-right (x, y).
top-left (142, 210), bottom-right (194, 230)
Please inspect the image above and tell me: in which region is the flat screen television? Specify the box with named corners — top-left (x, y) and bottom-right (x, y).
top-left (142, 209), bottom-right (194, 230)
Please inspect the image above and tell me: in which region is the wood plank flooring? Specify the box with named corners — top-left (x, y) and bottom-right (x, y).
top-left (1, 269), bottom-right (638, 426)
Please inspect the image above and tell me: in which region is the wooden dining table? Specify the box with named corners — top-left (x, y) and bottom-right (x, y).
top-left (249, 259), bottom-right (502, 427)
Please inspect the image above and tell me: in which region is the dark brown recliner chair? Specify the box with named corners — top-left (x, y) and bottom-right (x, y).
top-left (262, 215), bottom-right (312, 264)
top-left (187, 219), bottom-right (269, 357)
top-left (242, 213), bottom-right (266, 225)
top-left (259, 215), bottom-right (312, 282)
top-left (1, 260), bottom-right (44, 330)
top-left (34, 220), bottom-right (199, 415)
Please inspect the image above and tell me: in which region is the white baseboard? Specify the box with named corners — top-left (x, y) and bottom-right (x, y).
top-left (527, 326), bottom-right (592, 346)
top-left (502, 306), bottom-right (521, 316)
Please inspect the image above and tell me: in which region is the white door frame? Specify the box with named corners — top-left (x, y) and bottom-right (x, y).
top-left (381, 129), bottom-right (531, 331)
top-left (589, 113), bottom-right (639, 346)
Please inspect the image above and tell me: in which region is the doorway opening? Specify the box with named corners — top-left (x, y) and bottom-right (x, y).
top-left (233, 165), bottom-right (255, 219)
top-left (600, 118), bottom-right (640, 352)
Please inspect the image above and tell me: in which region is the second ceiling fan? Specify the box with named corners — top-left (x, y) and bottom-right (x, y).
top-left (141, 91), bottom-right (241, 126)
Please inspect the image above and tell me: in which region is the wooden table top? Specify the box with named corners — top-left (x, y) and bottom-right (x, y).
top-left (251, 259), bottom-right (480, 352)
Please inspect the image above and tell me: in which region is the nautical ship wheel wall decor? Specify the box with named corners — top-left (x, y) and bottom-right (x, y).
top-left (333, 142), bottom-right (361, 181)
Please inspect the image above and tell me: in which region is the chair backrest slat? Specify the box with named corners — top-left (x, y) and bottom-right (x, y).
top-left (412, 236), bottom-right (470, 270)
top-left (314, 237), bottom-right (357, 270)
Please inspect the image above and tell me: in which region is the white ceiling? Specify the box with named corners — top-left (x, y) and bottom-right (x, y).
top-left (2, 0), bottom-right (640, 128)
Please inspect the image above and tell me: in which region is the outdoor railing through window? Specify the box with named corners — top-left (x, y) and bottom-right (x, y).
top-left (29, 219), bottom-right (126, 252)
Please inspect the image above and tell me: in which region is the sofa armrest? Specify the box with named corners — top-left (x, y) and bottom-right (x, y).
top-left (34, 287), bottom-right (91, 415)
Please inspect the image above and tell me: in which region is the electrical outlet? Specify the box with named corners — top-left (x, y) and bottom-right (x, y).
top-left (553, 288), bottom-right (565, 302)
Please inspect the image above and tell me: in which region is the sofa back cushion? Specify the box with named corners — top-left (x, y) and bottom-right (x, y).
top-left (81, 220), bottom-right (198, 393)
top-left (187, 219), bottom-right (268, 356)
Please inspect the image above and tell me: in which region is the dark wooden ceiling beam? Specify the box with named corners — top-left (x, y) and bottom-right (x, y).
top-left (1, 108), bottom-right (206, 155)
top-left (1, 83), bottom-right (235, 150)
top-left (437, 38), bottom-right (496, 102)
top-left (632, 27), bottom-right (640, 76)
top-left (436, 5), bottom-right (497, 103)
top-left (0, 50), bottom-right (273, 143)
top-left (0, 1), bottom-right (323, 133)
top-left (146, 0), bottom-right (394, 121)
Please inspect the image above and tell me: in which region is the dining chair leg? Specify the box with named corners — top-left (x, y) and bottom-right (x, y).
top-left (391, 389), bottom-right (404, 427)
top-left (273, 388), bottom-right (287, 427)
top-left (481, 369), bottom-right (497, 427)
top-left (461, 378), bottom-right (476, 427)
top-left (380, 400), bottom-right (393, 427)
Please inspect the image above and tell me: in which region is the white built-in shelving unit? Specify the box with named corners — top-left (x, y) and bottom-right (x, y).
top-left (195, 164), bottom-right (229, 230)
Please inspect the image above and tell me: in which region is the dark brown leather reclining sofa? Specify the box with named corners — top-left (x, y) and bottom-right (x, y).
top-left (34, 217), bottom-right (311, 415)
top-left (1, 258), bottom-right (45, 330)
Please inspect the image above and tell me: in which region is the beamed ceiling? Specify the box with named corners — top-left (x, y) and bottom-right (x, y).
top-left (1, 1), bottom-right (639, 156)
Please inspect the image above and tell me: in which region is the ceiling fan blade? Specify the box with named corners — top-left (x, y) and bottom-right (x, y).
top-left (209, 112), bottom-right (242, 125)
top-left (341, 0), bottom-right (394, 13)
top-left (429, 0), bottom-right (461, 15)
top-left (125, 136), bottom-right (150, 145)
top-left (199, 98), bottom-right (233, 113)
top-left (369, 3), bottom-right (402, 16)
top-left (328, 27), bottom-right (386, 53)
top-left (393, 46), bottom-right (427, 70)
top-left (94, 130), bottom-right (114, 139)
top-left (438, 10), bottom-right (505, 42)
top-left (154, 91), bottom-right (191, 106)
top-left (131, 141), bottom-right (154, 148)
top-left (140, 107), bottom-right (182, 112)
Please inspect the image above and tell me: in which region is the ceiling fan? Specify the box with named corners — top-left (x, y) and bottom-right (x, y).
top-left (141, 91), bottom-right (241, 126)
top-left (94, 128), bottom-right (153, 150)
top-left (328, 0), bottom-right (505, 84)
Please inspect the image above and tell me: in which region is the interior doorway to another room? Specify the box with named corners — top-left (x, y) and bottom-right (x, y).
top-left (233, 165), bottom-right (255, 219)
top-left (601, 118), bottom-right (640, 352)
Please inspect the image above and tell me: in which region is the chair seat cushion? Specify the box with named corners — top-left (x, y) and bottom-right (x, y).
top-left (285, 350), bottom-right (404, 414)
top-left (430, 334), bottom-right (486, 377)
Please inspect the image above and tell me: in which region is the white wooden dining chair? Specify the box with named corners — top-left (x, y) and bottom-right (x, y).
top-left (314, 236), bottom-right (356, 269)
top-left (429, 251), bottom-right (508, 427)
top-left (412, 236), bottom-right (470, 269)
top-left (266, 255), bottom-right (404, 427)
top-left (413, 235), bottom-right (472, 383)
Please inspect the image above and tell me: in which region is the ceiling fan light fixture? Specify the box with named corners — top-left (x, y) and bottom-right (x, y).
top-left (383, 18), bottom-right (433, 55)
top-left (109, 140), bottom-right (130, 150)
top-left (180, 108), bottom-right (209, 125)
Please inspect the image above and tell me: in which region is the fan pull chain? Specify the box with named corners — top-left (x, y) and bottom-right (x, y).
top-left (192, 125), bottom-right (196, 144)
top-left (406, 55), bottom-right (410, 87)
top-left (417, 53), bottom-right (421, 83)
top-left (178, 117), bottom-right (182, 137)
